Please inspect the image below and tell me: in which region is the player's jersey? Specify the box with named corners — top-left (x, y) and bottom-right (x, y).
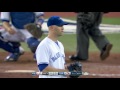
top-left (0, 12), bottom-right (44, 29)
top-left (36, 37), bottom-right (66, 78)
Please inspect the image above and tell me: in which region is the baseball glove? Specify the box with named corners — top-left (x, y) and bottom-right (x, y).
top-left (24, 23), bottom-right (43, 39)
top-left (67, 62), bottom-right (82, 78)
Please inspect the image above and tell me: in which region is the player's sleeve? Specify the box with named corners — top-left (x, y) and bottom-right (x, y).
top-left (0, 12), bottom-right (10, 22)
top-left (34, 12), bottom-right (44, 17)
top-left (34, 12), bottom-right (44, 25)
top-left (36, 43), bottom-right (51, 65)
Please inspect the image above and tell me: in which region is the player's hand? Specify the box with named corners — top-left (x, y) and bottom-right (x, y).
top-left (7, 27), bottom-right (16, 35)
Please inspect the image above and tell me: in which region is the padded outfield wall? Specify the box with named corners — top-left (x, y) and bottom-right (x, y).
top-left (44, 12), bottom-right (120, 18)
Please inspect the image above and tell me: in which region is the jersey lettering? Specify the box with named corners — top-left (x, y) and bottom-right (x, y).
top-left (51, 52), bottom-right (61, 62)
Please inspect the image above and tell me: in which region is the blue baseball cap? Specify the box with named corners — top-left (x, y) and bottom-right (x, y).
top-left (47, 16), bottom-right (69, 27)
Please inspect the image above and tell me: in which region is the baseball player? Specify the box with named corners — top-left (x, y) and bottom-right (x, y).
top-left (0, 26), bottom-right (24, 61)
top-left (0, 36), bottom-right (24, 61)
top-left (35, 16), bottom-right (70, 78)
top-left (0, 12), bottom-right (44, 61)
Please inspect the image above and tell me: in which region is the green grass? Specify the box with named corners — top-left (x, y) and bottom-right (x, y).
top-left (22, 33), bottom-right (120, 53)
top-left (0, 33), bottom-right (120, 53)
top-left (102, 17), bottom-right (120, 25)
top-left (65, 17), bottom-right (120, 25)
top-left (58, 33), bottom-right (120, 53)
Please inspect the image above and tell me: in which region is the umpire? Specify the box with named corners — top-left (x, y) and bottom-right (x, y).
top-left (69, 12), bottom-right (113, 61)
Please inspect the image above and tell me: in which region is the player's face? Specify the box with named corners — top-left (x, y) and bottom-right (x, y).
top-left (54, 25), bottom-right (64, 36)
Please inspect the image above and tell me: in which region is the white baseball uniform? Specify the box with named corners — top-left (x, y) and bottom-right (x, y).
top-left (0, 12), bottom-right (44, 42)
top-left (36, 37), bottom-right (67, 78)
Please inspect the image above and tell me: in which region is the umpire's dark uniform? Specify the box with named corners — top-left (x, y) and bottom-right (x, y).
top-left (70, 12), bottom-right (113, 61)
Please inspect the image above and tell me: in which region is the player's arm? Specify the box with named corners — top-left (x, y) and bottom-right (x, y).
top-left (0, 12), bottom-right (16, 34)
top-left (34, 12), bottom-right (45, 26)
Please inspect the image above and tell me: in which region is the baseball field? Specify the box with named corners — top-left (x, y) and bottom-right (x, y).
top-left (0, 12), bottom-right (120, 78)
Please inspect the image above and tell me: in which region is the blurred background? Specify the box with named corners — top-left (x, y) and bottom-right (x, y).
top-left (0, 12), bottom-right (120, 53)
